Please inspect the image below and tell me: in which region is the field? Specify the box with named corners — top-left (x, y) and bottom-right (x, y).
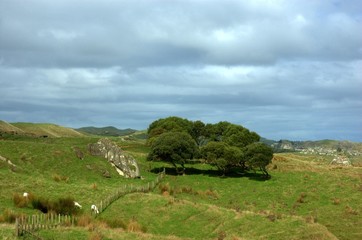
top-left (0, 135), bottom-right (361, 239)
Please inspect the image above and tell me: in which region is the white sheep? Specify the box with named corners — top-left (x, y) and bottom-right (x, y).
top-left (74, 201), bottom-right (82, 209)
top-left (23, 192), bottom-right (29, 198)
top-left (91, 204), bottom-right (99, 214)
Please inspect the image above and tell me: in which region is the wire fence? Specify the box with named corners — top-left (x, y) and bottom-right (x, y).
top-left (96, 168), bottom-right (166, 214)
top-left (15, 169), bottom-right (166, 237)
top-left (15, 213), bottom-right (75, 237)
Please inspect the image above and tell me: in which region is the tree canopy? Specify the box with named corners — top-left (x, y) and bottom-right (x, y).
top-left (244, 142), bottom-right (274, 177)
top-left (147, 131), bottom-right (197, 174)
top-left (147, 116), bottom-right (273, 177)
top-left (201, 141), bottom-right (242, 175)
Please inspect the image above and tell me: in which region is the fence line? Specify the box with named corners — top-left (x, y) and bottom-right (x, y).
top-left (15, 169), bottom-right (166, 237)
top-left (15, 213), bottom-right (75, 237)
top-left (96, 168), bottom-right (166, 215)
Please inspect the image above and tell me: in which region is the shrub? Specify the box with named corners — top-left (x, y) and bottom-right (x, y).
top-left (13, 193), bottom-right (27, 208)
top-left (31, 196), bottom-right (78, 215)
top-left (0, 209), bottom-right (23, 223)
top-left (31, 197), bottom-right (50, 213)
top-left (53, 197), bottom-right (76, 215)
top-left (13, 192), bottom-right (35, 208)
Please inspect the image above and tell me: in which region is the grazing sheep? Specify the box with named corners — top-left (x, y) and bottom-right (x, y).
top-left (23, 192), bottom-right (29, 198)
top-left (91, 204), bottom-right (99, 214)
top-left (74, 201), bottom-right (82, 209)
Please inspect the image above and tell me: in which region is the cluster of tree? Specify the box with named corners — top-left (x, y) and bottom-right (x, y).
top-left (147, 116), bottom-right (273, 177)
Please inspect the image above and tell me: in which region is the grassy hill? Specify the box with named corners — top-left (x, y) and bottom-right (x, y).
top-left (0, 135), bottom-right (361, 239)
top-left (0, 121), bottom-right (84, 137)
top-left (0, 120), bottom-right (25, 134)
top-left (262, 138), bottom-right (362, 154)
top-left (76, 126), bottom-right (136, 137)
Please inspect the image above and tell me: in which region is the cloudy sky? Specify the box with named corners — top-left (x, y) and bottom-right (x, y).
top-left (0, 0), bottom-right (361, 141)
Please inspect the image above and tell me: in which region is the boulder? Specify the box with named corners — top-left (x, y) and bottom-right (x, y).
top-left (88, 138), bottom-right (140, 178)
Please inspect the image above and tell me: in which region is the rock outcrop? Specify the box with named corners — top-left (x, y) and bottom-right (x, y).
top-left (88, 138), bottom-right (140, 178)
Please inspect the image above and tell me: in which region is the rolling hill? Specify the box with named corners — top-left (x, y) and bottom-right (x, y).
top-left (0, 136), bottom-right (361, 239)
top-left (0, 120), bottom-right (84, 137)
top-left (76, 126), bottom-right (136, 137)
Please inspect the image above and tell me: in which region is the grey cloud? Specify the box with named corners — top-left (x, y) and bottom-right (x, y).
top-left (1, 0), bottom-right (361, 141)
top-left (1, 0), bottom-right (361, 68)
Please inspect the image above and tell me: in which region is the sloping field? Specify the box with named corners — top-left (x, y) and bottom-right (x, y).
top-left (11, 122), bottom-right (84, 137)
top-left (0, 137), bottom-right (361, 239)
top-left (0, 120), bottom-right (24, 134)
top-left (99, 193), bottom-right (337, 240)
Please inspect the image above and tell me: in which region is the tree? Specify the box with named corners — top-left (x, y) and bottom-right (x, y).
top-left (244, 142), bottom-right (273, 177)
top-left (191, 120), bottom-right (206, 146)
top-left (223, 124), bottom-right (260, 148)
top-left (147, 131), bottom-right (197, 174)
top-left (201, 141), bottom-right (242, 175)
top-left (147, 116), bottom-right (193, 144)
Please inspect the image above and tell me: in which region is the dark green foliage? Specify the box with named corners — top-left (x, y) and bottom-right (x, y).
top-left (223, 124), bottom-right (260, 148)
top-left (201, 141), bottom-right (243, 175)
top-left (147, 116), bottom-right (193, 144)
top-left (148, 131), bottom-right (197, 174)
top-left (53, 197), bottom-right (77, 215)
top-left (244, 142), bottom-right (274, 177)
top-left (31, 196), bottom-right (78, 215)
top-left (191, 120), bottom-right (206, 146)
top-left (147, 116), bottom-right (266, 176)
top-left (31, 197), bottom-right (50, 213)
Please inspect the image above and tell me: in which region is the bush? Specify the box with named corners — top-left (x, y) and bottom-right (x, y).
top-left (53, 197), bottom-right (77, 215)
top-left (31, 196), bottom-right (78, 215)
top-left (0, 209), bottom-right (21, 223)
top-left (31, 197), bottom-right (50, 213)
top-left (13, 192), bottom-right (34, 208)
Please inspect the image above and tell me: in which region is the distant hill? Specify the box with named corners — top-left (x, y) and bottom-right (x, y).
top-left (260, 138), bottom-right (362, 156)
top-left (0, 120), bottom-right (25, 134)
top-left (76, 126), bottom-right (137, 137)
top-left (0, 120), bottom-right (84, 137)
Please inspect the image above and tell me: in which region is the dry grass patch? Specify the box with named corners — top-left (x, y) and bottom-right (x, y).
top-left (127, 218), bottom-right (146, 233)
top-left (53, 173), bottom-right (69, 182)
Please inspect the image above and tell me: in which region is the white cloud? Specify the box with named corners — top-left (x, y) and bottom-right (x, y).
top-left (0, 0), bottom-right (361, 141)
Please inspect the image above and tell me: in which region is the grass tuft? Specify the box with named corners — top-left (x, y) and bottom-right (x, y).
top-left (127, 218), bottom-right (146, 233)
top-left (53, 173), bottom-right (69, 182)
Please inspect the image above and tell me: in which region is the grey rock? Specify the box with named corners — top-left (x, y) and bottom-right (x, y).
top-left (88, 138), bottom-right (140, 178)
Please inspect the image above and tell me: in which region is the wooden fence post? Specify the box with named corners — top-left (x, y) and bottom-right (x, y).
top-left (15, 218), bottom-right (19, 236)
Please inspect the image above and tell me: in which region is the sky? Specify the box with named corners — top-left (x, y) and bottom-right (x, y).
top-left (0, 0), bottom-right (361, 142)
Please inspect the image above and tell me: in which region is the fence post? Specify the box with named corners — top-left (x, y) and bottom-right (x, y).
top-left (15, 218), bottom-right (19, 236)
top-left (31, 215), bottom-right (34, 231)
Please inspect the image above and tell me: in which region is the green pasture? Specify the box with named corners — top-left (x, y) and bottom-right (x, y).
top-left (0, 136), bottom-right (361, 239)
